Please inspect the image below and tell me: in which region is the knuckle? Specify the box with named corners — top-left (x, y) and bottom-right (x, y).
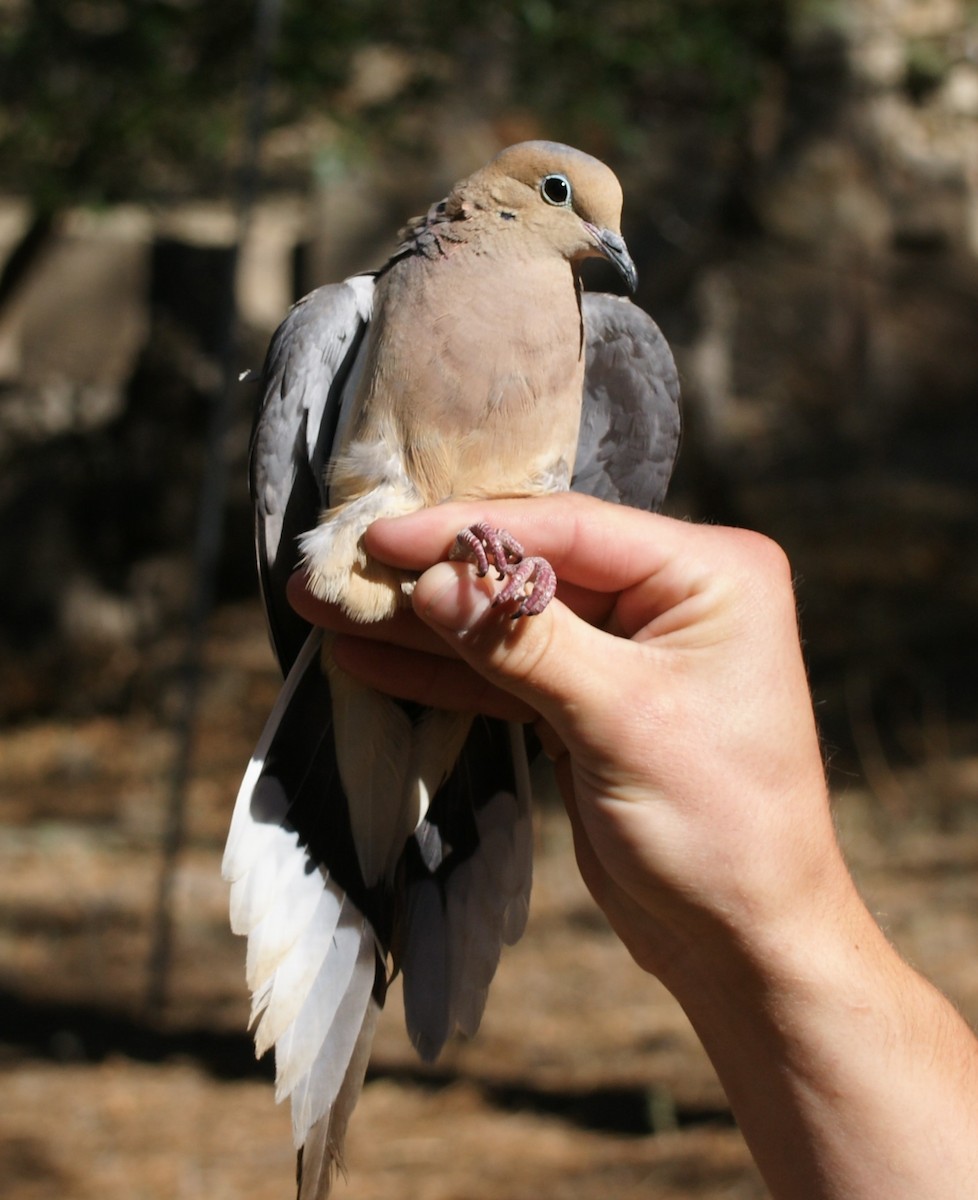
top-left (725, 527), bottom-right (793, 588)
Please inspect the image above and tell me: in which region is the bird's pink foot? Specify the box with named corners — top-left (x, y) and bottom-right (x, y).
top-left (451, 521), bottom-right (523, 578)
top-left (451, 522), bottom-right (557, 618)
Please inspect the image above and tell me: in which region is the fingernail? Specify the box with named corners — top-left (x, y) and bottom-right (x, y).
top-left (415, 561), bottom-right (494, 633)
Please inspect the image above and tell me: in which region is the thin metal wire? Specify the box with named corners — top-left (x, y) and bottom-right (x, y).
top-left (145, 0), bottom-right (285, 1023)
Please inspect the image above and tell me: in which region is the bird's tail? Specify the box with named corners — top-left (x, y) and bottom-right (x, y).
top-left (398, 719), bottom-right (534, 1061)
top-left (223, 631), bottom-right (385, 1196)
top-left (224, 634), bottom-right (536, 1197)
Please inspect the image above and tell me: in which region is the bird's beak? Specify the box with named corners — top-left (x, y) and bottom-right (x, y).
top-left (584, 224), bottom-right (638, 293)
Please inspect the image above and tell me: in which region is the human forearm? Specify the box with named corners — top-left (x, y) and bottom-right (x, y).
top-left (667, 864), bottom-right (978, 1200)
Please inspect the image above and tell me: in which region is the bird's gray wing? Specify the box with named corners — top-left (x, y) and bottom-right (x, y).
top-left (573, 291), bottom-right (682, 512)
top-left (249, 275), bottom-right (374, 676)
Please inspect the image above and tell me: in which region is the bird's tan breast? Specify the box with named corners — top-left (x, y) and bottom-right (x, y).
top-left (351, 247), bottom-right (586, 505)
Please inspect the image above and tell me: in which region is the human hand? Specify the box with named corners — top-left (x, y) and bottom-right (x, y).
top-left (291, 493), bottom-right (845, 987)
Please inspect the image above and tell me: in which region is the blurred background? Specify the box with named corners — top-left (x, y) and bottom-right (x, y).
top-left (1, 1), bottom-right (977, 1197)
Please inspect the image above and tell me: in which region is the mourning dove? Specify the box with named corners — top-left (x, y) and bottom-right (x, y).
top-left (223, 141), bottom-right (681, 1198)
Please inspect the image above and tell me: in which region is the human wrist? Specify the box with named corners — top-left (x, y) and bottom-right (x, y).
top-left (648, 826), bottom-right (869, 1018)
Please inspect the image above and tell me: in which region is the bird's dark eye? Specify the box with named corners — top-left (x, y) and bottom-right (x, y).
top-left (540, 173), bottom-right (572, 206)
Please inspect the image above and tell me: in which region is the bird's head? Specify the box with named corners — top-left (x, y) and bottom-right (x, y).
top-left (453, 140), bottom-right (638, 292)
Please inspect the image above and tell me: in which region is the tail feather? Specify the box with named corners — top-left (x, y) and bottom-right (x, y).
top-left (255, 875), bottom-right (346, 1060)
top-left (272, 894), bottom-right (373, 1099)
top-left (297, 996), bottom-right (381, 1200)
top-left (229, 815), bottom-right (312, 935)
top-left (223, 634), bottom-right (325, 884)
top-left (448, 780), bottom-right (534, 1038)
top-left (400, 720), bottom-right (534, 1059)
top-left (401, 878), bottom-right (451, 1061)
top-left (242, 840), bottom-right (329, 993)
top-left (287, 914), bottom-right (377, 1142)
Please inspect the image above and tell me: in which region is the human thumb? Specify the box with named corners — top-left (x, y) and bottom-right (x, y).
top-left (411, 559), bottom-right (618, 736)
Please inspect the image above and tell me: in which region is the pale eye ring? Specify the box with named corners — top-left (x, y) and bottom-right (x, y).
top-left (540, 173), bottom-right (572, 206)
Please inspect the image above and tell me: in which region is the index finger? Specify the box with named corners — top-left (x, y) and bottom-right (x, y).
top-left (365, 493), bottom-right (722, 633)
top-left (365, 493), bottom-right (674, 592)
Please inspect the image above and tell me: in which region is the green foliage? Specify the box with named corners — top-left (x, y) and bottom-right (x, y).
top-left (511, 0), bottom-right (783, 117)
top-left (0, 0), bottom-right (251, 208)
top-left (0, 0), bottom-right (786, 210)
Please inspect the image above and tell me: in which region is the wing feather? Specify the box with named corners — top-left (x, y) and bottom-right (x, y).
top-left (250, 277), bottom-right (374, 675)
top-left (575, 291), bottom-right (681, 512)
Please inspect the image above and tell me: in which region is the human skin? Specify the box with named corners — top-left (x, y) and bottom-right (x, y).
top-left (289, 492), bottom-right (978, 1199)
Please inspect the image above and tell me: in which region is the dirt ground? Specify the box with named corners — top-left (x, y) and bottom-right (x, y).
top-left (2, 600), bottom-right (978, 1200)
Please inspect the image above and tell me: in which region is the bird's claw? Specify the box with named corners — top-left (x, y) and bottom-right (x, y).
top-left (494, 555), bottom-right (557, 617)
top-left (451, 521), bottom-right (524, 579)
top-left (451, 522), bottom-right (557, 617)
